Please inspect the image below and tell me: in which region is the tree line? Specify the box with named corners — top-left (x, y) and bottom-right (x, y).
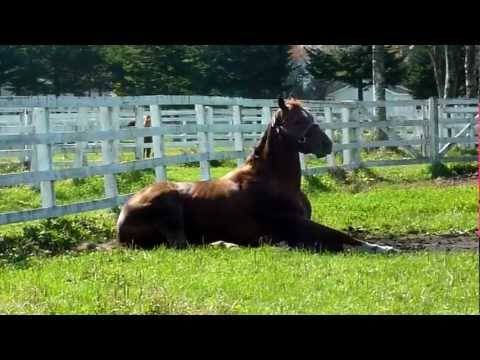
top-left (0, 45), bottom-right (478, 100)
top-left (303, 45), bottom-right (479, 100)
top-left (0, 45), bottom-right (291, 98)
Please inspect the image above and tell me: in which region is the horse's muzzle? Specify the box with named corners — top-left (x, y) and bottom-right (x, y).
top-left (314, 139), bottom-right (333, 158)
top-left (314, 151), bottom-right (329, 158)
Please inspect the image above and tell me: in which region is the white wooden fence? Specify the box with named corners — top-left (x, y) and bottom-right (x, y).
top-left (0, 95), bottom-right (477, 226)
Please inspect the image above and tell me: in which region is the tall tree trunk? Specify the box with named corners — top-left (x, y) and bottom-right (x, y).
top-left (372, 45), bottom-right (388, 141)
top-left (451, 46), bottom-right (459, 98)
top-left (357, 78), bottom-right (364, 101)
top-left (444, 45), bottom-right (455, 99)
top-left (477, 45), bottom-right (480, 100)
top-left (53, 70), bottom-right (59, 96)
top-left (426, 45), bottom-right (445, 98)
top-left (465, 45), bottom-right (477, 98)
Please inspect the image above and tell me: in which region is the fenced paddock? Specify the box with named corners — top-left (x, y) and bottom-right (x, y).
top-left (0, 95), bottom-right (477, 226)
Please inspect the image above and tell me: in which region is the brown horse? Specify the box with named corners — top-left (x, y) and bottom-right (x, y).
top-left (116, 97), bottom-right (395, 253)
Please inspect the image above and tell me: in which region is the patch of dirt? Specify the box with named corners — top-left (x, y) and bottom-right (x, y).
top-left (432, 172), bottom-right (478, 186)
top-left (348, 230), bottom-right (479, 252)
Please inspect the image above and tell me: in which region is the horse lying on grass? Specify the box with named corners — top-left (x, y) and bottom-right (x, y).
top-left (112, 97), bottom-right (396, 254)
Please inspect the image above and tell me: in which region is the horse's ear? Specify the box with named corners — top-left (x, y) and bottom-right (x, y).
top-left (278, 97), bottom-right (288, 112)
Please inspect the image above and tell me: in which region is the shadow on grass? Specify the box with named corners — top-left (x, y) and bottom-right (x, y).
top-left (303, 166), bottom-right (396, 194)
top-left (303, 175), bottom-right (332, 193)
top-left (429, 162), bottom-right (478, 179)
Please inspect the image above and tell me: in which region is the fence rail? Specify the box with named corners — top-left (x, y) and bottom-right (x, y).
top-left (0, 95), bottom-right (477, 226)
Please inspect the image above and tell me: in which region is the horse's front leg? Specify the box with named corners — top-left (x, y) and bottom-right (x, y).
top-left (266, 215), bottom-right (396, 253)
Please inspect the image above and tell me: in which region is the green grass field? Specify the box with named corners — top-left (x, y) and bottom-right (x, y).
top-left (0, 248), bottom-right (477, 314)
top-left (0, 148), bottom-right (478, 314)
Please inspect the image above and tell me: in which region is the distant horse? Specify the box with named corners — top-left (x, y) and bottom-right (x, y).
top-left (117, 97), bottom-right (395, 253)
top-left (126, 116), bottom-right (152, 159)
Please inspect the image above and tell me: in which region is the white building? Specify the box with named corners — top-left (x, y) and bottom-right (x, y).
top-left (0, 86), bottom-right (14, 96)
top-left (325, 83), bottom-right (413, 102)
top-left (325, 82), bottom-right (415, 119)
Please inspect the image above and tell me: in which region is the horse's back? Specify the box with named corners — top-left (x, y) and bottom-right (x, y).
top-left (117, 179), bottom-right (247, 247)
top-left (127, 181), bottom-right (180, 207)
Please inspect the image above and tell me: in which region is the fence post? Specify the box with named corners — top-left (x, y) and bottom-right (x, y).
top-left (324, 106), bottom-right (337, 169)
top-left (20, 110), bottom-right (28, 165)
top-left (26, 110), bottom-right (38, 172)
top-left (111, 106), bottom-right (121, 162)
top-left (135, 106), bottom-right (145, 160)
top-left (342, 107), bottom-right (353, 166)
top-left (33, 107), bottom-right (55, 208)
top-left (98, 106), bottom-right (118, 199)
top-left (291, 106), bottom-right (308, 176)
top-left (351, 106), bottom-right (361, 167)
top-left (261, 105), bottom-right (271, 149)
top-left (261, 106), bottom-right (271, 126)
top-left (195, 104), bottom-right (211, 180)
top-left (232, 105), bottom-right (244, 167)
top-left (22, 109), bottom-right (33, 169)
top-left (206, 106), bottom-right (215, 153)
top-left (428, 97), bottom-right (441, 172)
top-left (182, 113), bottom-right (188, 147)
top-left (150, 104), bottom-right (167, 181)
top-left (470, 109), bottom-right (476, 150)
top-left (74, 107), bottom-right (89, 168)
top-left (422, 100), bottom-right (430, 157)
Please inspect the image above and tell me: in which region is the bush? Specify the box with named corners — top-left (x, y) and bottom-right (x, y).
top-left (429, 161), bottom-right (477, 178)
top-left (0, 214), bottom-right (116, 264)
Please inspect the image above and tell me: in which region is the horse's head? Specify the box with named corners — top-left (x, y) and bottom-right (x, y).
top-left (273, 97), bottom-right (333, 158)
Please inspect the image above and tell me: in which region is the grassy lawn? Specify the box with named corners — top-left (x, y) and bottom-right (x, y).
top-left (306, 181), bottom-right (476, 235)
top-left (0, 148), bottom-right (478, 314)
top-left (0, 248), bottom-right (477, 314)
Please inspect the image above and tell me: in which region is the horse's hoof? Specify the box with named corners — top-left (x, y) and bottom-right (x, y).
top-left (350, 243), bottom-right (400, 254)
top-left (377, 245), bottom-right (400, 253)
top-left (210, 241), bottom-right (240, 249)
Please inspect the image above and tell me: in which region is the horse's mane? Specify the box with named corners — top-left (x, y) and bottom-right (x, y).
top-left (246, 124), bottom-right (270, 165)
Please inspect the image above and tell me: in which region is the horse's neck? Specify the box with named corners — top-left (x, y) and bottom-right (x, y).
top-left (253, 126), bottom-right (302, 192)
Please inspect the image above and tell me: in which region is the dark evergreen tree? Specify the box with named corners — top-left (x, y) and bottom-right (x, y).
top-left (306, 45), bottom-right (405, 100)
top-left (402, 46), bottom-right (437, 99)
top-left (0, 46), bottom-right (20, 92)
top-left (197, 45), bottom-right (292, 98)
top-left (5, 46), bottom-right (114, 96)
